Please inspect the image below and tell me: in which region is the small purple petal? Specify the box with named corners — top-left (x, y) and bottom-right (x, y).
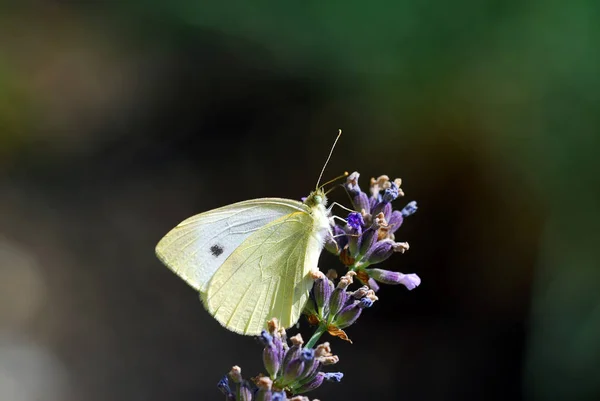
top-left (300, 348), bottom-right (315, 361)
top-left (401, 201), bottom-right (418, 217)
top-left (359, 297), bottom-right (374, 308)
top-left (382, 182), bottom-right (400, 203)
top-left (367, 278), bottom-right (380, 292)
top-left (259, 330), bottom-right (273, 346)
top-left (323, 372), bottom-right (344, 382)
top-left (366, 269), bottom-right (421, 290)
top-left (399, 273), bottom-right (421, 290)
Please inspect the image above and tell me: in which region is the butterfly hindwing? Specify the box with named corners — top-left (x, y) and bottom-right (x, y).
top-left (203, 210), bottom-right (320, 335)
top-left (155, 198), bottom-right (305, 292)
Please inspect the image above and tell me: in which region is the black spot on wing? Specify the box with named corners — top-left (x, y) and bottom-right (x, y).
top-left (210, 244), bottom-right (224, 257)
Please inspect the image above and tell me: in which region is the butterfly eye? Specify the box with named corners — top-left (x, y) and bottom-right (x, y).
top-left (314, 195), bottom-right (322, 204)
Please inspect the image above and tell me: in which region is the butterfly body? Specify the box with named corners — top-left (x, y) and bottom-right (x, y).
top-left (156, 189), bottom-right (331, 335)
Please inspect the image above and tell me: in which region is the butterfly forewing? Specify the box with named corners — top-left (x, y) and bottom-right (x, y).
top-left (155, 198), bottom-right (305, 292)
top-left (203, 210), bottom-right (319, 335)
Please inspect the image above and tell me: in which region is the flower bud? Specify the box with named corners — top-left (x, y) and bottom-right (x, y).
top-left (358, 224), bottom-right (379, 257)
top-left (328, 288), bottom-right (348, 318)
top-left (282, 358), bottom-right (305, 385)
top-left (295, 371), bottom-right (325, 394)
top-left (282, 345), bottom-right (301, 371)
top-left (363, 239), bottom-right (395, 264)
top-left (313, 277), bottom-right (333, 315)
top-left (261, 331), bottom-right (284, 378)
top-left (333, 301), bottom-right (362, 329)
top-left (297, 350), bottom-right (319, 381)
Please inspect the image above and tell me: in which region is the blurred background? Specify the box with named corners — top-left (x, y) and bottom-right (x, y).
top-left (1, 1), bottom-right (599, 401)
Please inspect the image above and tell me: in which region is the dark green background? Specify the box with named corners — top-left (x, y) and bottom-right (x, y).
top-left (1, 2), bottom-right (599, 400)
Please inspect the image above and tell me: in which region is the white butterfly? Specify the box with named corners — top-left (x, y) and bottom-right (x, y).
top-left (156, 131), bottom-right (344, 335)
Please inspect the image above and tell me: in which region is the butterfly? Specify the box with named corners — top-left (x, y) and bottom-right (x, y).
top-left (155, 131), bottom-right (346, 335)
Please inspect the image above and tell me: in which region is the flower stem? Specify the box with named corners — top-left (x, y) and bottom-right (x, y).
top-left (305, 324), bottom-right (327, 349)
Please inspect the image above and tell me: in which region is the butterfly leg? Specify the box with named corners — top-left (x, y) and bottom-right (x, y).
top-left (327, 201), bottom-right (355, 215)
top-left (331, 215), bottom-right (348, 225)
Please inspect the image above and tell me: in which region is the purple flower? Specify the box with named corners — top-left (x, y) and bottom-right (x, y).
top-left (219, 319), bottom-right (344, 399)
top-left (346, 212), bottom-right (364, 230)
top-left (381, 182), bottom-right (400, 203)
top-left (401, 200), bottom-right (418, 217)
top-left (323, 372), bottom-right (344, 382)
top-left (271, 391), bottom-right (286, 401)
top-left (366, 269), bottom-right (421, 290)
top-left (304, 271), bottom-right (378, 334)
top-left (319, 171), bottom-right (421, 290)
top-left (218, 376), bottom-right (235, 401)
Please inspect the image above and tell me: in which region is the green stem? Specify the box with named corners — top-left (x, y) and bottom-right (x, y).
top-left (305, 324), bottom-right (327, 349)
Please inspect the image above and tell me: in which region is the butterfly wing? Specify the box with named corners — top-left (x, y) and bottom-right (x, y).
top-left (155, 198), bottom-right (306, 292)
top-left (203, 209), bottom-right (322, 335)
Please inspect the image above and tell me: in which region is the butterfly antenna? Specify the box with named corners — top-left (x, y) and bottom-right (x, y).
top-left (315, 129), bottom-right (343, 189)
top-left (320, 171), bottom-right (349, 192)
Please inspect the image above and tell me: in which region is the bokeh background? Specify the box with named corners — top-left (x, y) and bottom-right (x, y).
top-left (1, 2), bottom-right (599, 401)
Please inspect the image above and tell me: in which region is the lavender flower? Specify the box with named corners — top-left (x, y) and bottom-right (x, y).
top-left (303, 270), bottom-right (378, 342)
top-left (331, 171), bottom-right (421, 290)
top-left (219, 318), bottom-right (341, 400)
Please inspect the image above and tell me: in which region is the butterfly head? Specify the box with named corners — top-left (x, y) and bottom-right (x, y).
top-left (304, 188), bottom-right (328, 208)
